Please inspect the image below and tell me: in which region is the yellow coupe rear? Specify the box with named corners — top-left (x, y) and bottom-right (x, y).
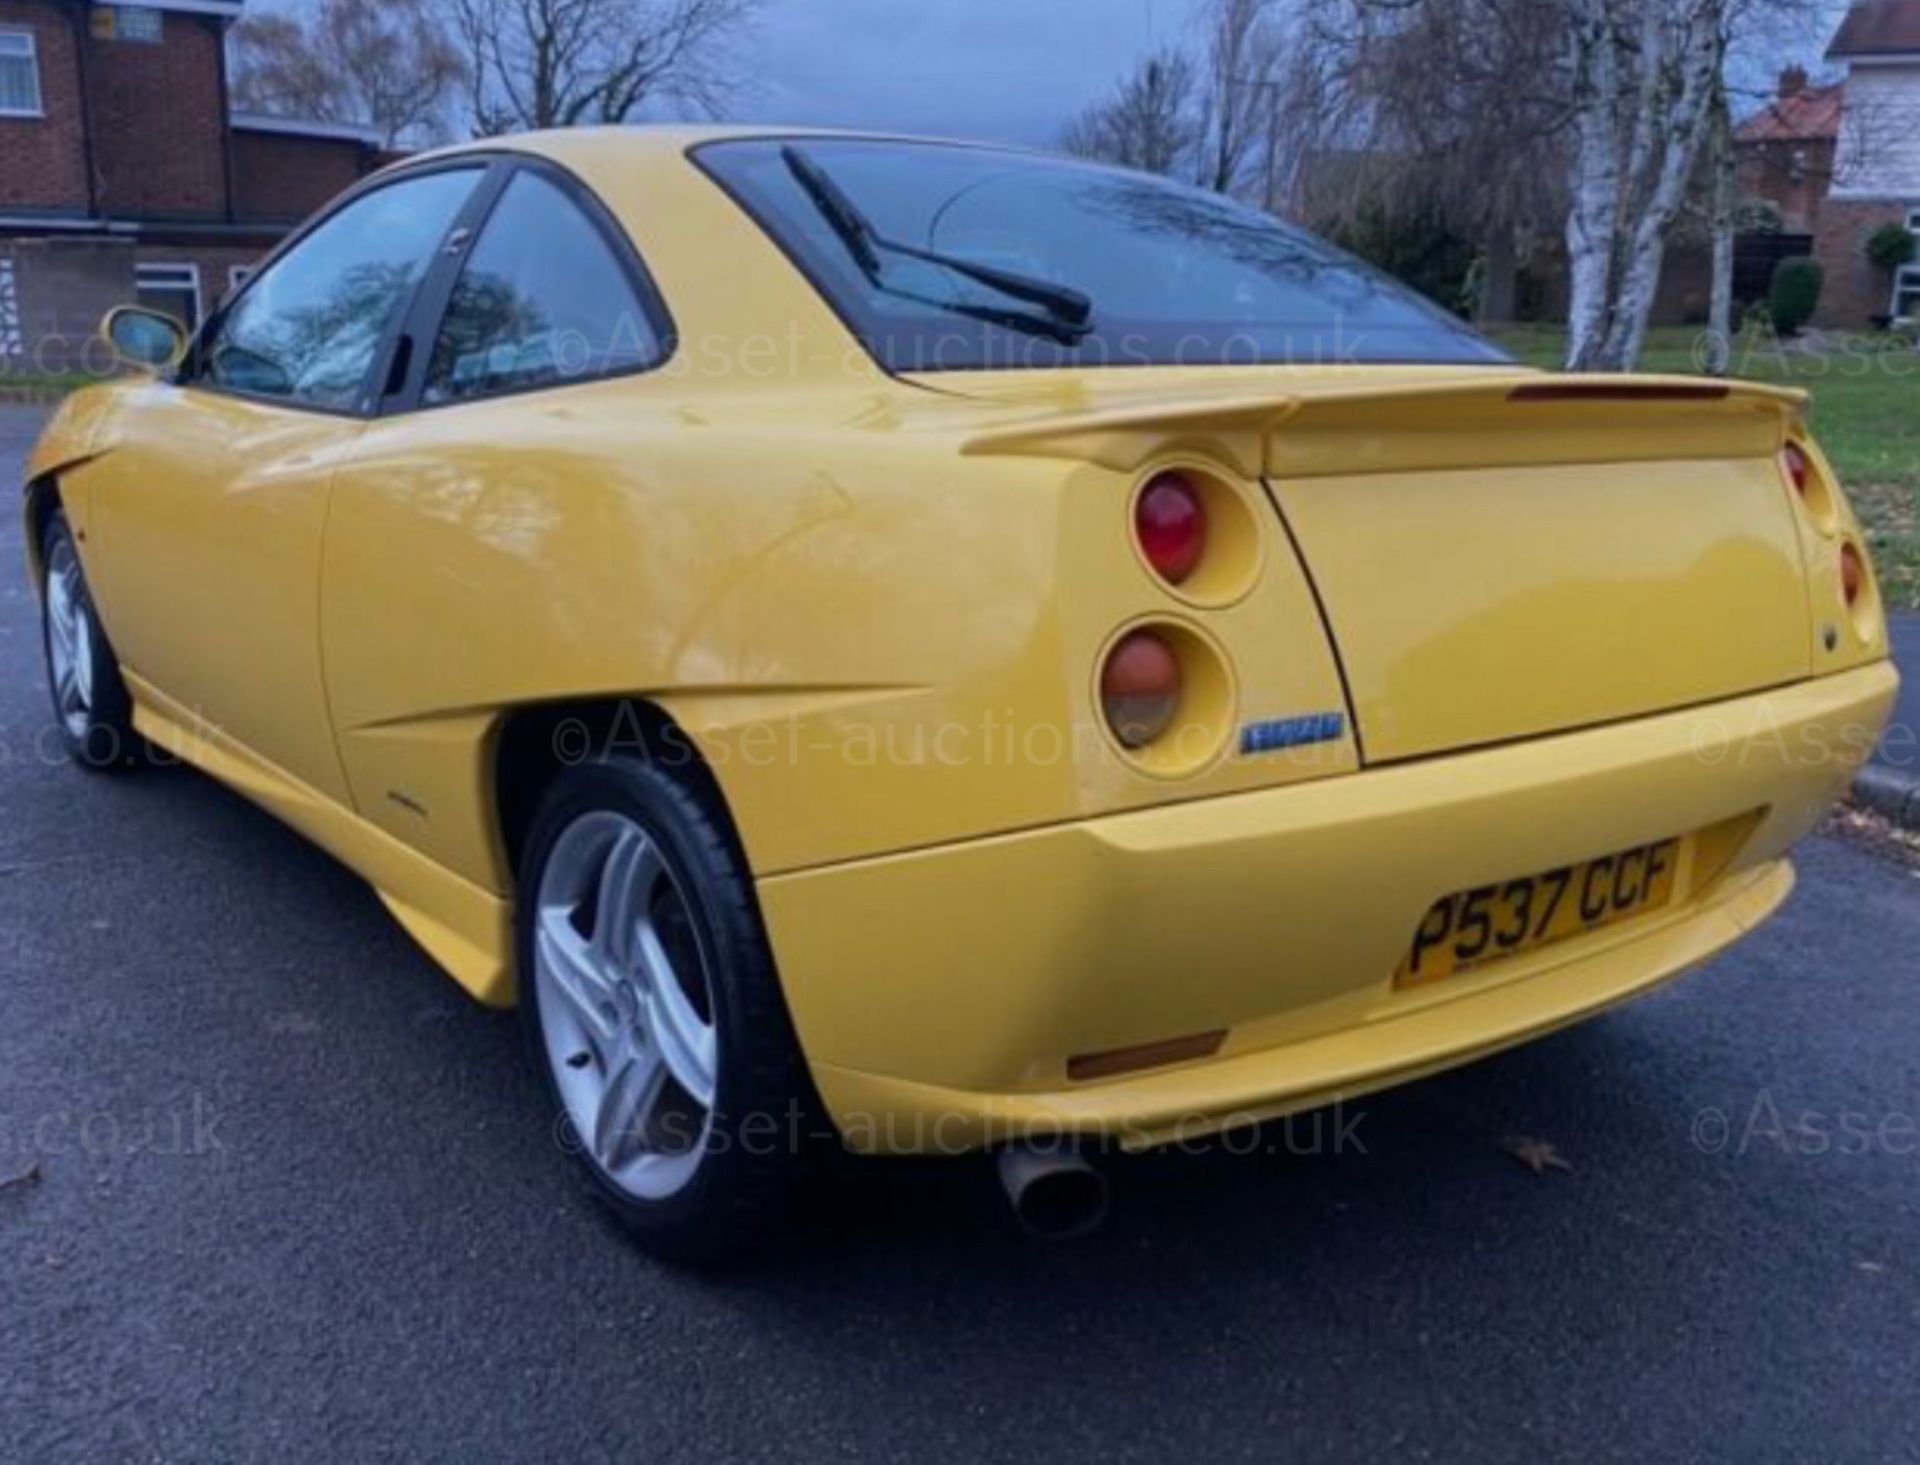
top-left (22, 127), bottom-right (1895, 1255)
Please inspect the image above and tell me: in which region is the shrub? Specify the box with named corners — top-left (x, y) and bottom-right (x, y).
top-left (1867, 223), bottom-right (1917, 274)
top-left (1326, 206), bottom-right (1479, 319)
top-left (1767, 256), bottom-right (1824, 336)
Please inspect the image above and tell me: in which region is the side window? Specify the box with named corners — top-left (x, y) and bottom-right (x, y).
top-left (423, 170), bottom-right (665, 406)
top-left (203, 169), bottom-right (480, 411)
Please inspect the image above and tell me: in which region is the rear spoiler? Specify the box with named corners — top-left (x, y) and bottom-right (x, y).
top-left (961, 374), bottom-right (1808, 479)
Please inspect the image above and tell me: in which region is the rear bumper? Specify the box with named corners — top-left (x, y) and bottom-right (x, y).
top-left (758, 662), bottom-right (1897, 1153)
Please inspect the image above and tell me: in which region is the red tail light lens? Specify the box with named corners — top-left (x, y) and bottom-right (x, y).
top-left (1101, 630), bottom-right (1182, 748)
top-left (1840, 542), bottom-right (1865, 607)
top-left (1783, 444), bottom-right (1812, 497)
top-left (1135, 472), bottom-right (1207, 586)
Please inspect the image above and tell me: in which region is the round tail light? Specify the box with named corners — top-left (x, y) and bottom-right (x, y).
top-left (1840, 542), bottom-right (1865, 607)
top-left (1135, 472), bottom-right (1207, 586)
top-left (1100, 630), bottom-right (1182, 748)
top-left (1783, 443), bottom-right (1812, 497)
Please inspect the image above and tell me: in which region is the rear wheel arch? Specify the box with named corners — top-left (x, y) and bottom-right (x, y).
top-left (491, 697), bottom-right (747, 882)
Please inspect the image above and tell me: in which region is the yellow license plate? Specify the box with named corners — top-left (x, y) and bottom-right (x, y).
top-left (1399, 838), bottom-right (1683, 987)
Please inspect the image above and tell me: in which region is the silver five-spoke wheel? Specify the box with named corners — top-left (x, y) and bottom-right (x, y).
top-left (44, 536), bottom-right (97, 742)
top-left (534, 810), bottom-right (720, 1201)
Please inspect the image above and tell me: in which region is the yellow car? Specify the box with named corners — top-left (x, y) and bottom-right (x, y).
top-left (25, 128), bottom-right (1896, 1256)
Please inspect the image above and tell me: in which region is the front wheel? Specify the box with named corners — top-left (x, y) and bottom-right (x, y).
top-left (517, 754), bottom-right (823, 1262)
top-left (39, 511), bottom-right (141, 771)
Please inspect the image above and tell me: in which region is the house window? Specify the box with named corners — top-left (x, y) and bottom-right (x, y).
top-left (1896, 268), bottom-right (1920, 323)
top-left (136, 263), bottom-right (202, 332)
top-left (0, 29), bottom-right (42, 118)
top-left (91, 6), bottom-right (164, 43)
top-left (1896, 210), bottom-right (1920, 322)
top-left (228, 265), bottom-right (253, 294)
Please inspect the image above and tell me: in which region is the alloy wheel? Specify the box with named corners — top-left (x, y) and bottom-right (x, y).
top-left (45, 539), bottom-right (96, 741)
top-left (533, 811), bottom-right (720, 1200)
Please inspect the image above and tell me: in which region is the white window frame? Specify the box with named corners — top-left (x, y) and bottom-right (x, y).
top-left (1895, 209), bottom-right (1920, 323)
top-left (135, 262), bottom-right (203, 330)
top-left (0, 28), bottom-right (44, 119)
top-left (103, 7), bottom-right (166, 44)
top-left (228, 265), bottom-right (253, 293)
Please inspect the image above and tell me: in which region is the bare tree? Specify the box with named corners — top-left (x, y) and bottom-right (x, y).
top-left (450, 0), bottom-right (761, 135)
top-left (1293, 0), bottom-right (1573, 323)
top-left (1195, 0), bottom-right (1291, 195)
top-left (229, 0), bottom-right (466, 147)
top-left (1060, 49), bottom-right (1200, 176)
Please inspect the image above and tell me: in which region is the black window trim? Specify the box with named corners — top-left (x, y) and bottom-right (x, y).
top-left (177, 154), bottom-right (509, 420)
top-left (385, 153), bottom-right (680, 417)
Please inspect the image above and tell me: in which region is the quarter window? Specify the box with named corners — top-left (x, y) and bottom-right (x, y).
top-left (0, 29), bottom-right (42, 117)
top-left (202, 168), bottom-right (480, 410)
top-left (135, 263), bottom-right (201, 331)
top-left (423, 170), bottom-right (664, 405)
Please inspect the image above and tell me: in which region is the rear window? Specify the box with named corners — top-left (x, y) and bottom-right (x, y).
top-left (695, 138), bottom-right (1508, 374)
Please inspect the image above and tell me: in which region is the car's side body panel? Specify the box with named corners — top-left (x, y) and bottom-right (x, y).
top-left (69, 381), bottom-right (362, 805)
top-left (316, 370), bottom-right (1361, 889)
top-left (21, 383), bottom-right (117, 587)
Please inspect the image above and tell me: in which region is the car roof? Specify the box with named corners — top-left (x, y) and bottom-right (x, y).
top-left (401, 124), bottom-right (1046, 172)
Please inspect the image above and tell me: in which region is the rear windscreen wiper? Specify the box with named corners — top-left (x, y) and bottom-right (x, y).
top-left (781, 145), bottom-right (1094, 338)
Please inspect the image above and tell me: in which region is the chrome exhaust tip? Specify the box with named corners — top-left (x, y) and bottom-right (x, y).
top-left (995, 1141), bottom-right (1109, 1240)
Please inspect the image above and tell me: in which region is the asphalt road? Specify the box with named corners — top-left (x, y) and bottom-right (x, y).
top-left (3, 401), bottom-right (1918, 1464)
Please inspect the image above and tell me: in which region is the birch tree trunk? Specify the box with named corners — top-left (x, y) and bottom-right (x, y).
top-left (1561, 0), bottom-right (1730, 372)
top-left (1703, 79), bottom-right (1737, 376)
top-left (1563, 0), bottom-right (1622, 368)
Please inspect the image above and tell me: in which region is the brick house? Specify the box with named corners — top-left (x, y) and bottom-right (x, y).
top-left (1734, 66), bottom-right (1843, 236)
top-left (0, 0), bottom-right (394, 377)
top-left (1812, 0), bottom-right (1920, 326)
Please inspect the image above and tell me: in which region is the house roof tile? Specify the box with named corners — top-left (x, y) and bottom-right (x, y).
top-left (1734, 82), bottom-right (1845, 143)
top-left (1828, 0), bottom-right (1920, 59)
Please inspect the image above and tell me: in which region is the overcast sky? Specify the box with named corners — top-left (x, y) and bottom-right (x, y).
top-left (259, 0), bottom-right (1852, 146)
top-left (730, 0), bottom-right (1209, 145)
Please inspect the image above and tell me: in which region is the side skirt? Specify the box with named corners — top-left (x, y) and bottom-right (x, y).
top-left (126, 671), bottom-right (516, 1007)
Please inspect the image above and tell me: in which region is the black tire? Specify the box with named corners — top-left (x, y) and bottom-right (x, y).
top-left (39, 510), bottom-right (142, 771)
top-left (515, 752), bottom-right (825, 1263)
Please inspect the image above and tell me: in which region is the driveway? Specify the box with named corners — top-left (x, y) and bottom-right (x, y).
top-left (3, 402), bottom-right (1918, 1463)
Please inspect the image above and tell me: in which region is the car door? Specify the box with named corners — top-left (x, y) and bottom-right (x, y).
top-left (83, 164), bottom-right (491, 807)
top-left (320, 159), bottom-right (675, 886)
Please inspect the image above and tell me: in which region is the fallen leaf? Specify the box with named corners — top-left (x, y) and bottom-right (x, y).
top-left (1505, 1136), bottom-right (1573, 1175)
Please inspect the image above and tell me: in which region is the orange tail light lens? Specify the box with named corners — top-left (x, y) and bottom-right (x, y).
top-left (1100, 629), bottom-right (1182, 748)
top-left (1840, 542), bottom-right (1865, 607)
